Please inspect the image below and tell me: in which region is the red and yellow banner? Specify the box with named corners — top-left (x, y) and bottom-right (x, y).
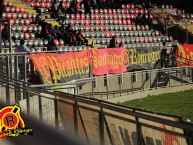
top-left (30, 48), bottom-right (161, 84)
top-left (29, 50), bottom-right (91, 84)
top-left (176, 44), bottom-right (193, 67)
top-left (92, 48), bottom-right (128, 75)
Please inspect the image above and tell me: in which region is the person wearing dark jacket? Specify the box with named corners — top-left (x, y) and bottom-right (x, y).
top-left (80, 0), bottom-right (91, 15)
top-left (108, 36), bottom-right (116, 48)
top-left (0, 0), bottom-right (5, 19)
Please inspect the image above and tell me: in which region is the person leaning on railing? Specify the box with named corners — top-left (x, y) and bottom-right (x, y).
top-left (16, 39), bottom-right (30, 79)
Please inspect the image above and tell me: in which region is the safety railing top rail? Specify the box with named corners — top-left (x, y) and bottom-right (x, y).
top-left (29, 65), bottom-right (192, 88)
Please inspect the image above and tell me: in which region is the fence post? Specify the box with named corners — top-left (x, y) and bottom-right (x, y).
top-left (180, 68), bottom-right (183, 85)
top-left (73, 99), bottom-right (78, 136)
top-left (38, 95), bottom-right (43, 120)
top-left (131, 73), bottom-right (133, 94)
top-left (0, 21), bottom-right (2, 53)
top-left (54, 94), bottom-right (59, 129)
top-left (6, 56), bottom-right (10, 104)
top-left (141, 72), bottom-right (144, 91)
top-left (168, 69), bottom-right (171, 86)
top-left (136, 123), bottom-right (142, 145)
top-left (106, 74), bottom-right (109, 99)
top-left (24, 82), bottom-right (30, 115)
top-left (118, 74), bottom-right (122, 96)
top-left (23, 55), bottom-right (27, 82)
top-left (92, 77), bottom-right (94, 98)
top-left (99, 110), bottom-right (104, 145)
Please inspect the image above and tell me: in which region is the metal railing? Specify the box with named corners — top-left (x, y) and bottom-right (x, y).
top-left (28, 66), bottom-right (193, 99)
top-left (0, 75), bottom-right (193, 145)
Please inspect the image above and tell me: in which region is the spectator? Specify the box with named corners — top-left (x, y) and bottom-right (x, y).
top-left (80, 0), bottom-right (91, 15)
top-left (59, 24), bottom-right (69, 43)
top-left (0, 0), bottom-right (5, 19)
top-left (69, 30), bottom-right (77, 46)
top-left (135, 12), bottom-right (143, 25)
top-left (68, 0), bottom-right (77, 14)
top-left (75, 30), bottom-right (88, 45)
top-left (1, 24), bottom-right (8, 40)
top-left (16, 39), bottom-right (30, 79)
top-left (108, 36), bottom-right (116, 48)
top-left (35, 11), bottom-right (44, 24)
top-left (65, 24), bottom-right (73, 37)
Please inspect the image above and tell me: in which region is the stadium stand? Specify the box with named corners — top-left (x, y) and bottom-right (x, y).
top-left (0, 0), bottom-right (180, 53)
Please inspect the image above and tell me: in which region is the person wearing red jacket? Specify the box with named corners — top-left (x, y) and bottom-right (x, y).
top-left (75, 30), bottom-right (88, 46)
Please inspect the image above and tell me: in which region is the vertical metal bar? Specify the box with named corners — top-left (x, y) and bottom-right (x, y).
top-left (119, 75), bottom-right (122, 96)
top-left (150, 70), bottom-right (151, 89)
top-left (14, 56), bottom-right (19, 104)
top-left (181, 68), bottom-right (183, 85)
top-left (38, 95), bottom-right (43, 120)
top-left (106, 74), bottom-right (109, 99)
top-left (142, 72), bottom-right (144, 91)
top-left (168, 69), bottom-right (170, 86)
top-left (73, 99), bottom-right (78, 136)
top-left (6, 56), bottom-right (10, 104)
top-left (8, 19), bottom-right (12, 53)
top-left (131, 73), bottom-right (133, 94)
top-left (24, 82), bottom-right (30, 115)
top-left (136, 123), bottom-right (142, 145)
top-left (92, 77), bottom-right (94, 98)
top-left (23, 55), bottom-right (27, 82)
top-left (99, 110), bottom-right (104, 145)
top-left (77, 104), bottom-right (90, 145)
top-left (100, 107), bottom-right (114, 145)
top-left (8, 20), bottom-right (13, 79)
top-left (23, 81), bottom-right (26, 100)
top-left (54, 94), bottom-right (59, 129)
top-left (156, 70), bottom-right (158, 88)
top-left (191, 68), bottom-right (193, 83)
top-left (0, 20), bottom-right (2, 53)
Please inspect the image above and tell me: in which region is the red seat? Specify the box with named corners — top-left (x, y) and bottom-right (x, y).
top-left (85, 25), bottom-right (90, 31)
top-left (22, 26), bottom-right (27, 32)
top-left (118, 20), bottom-right (122, 25)
top-left (108, 9), bottom-right (112, 14)
top-left (20, 8), bottom-right (24, 13)
top-left (25, 19), bottom-right (31, 25)
top-left (71, 14), bottom-right (75, 19)
top-left (128, 25), bottom-right (132, 31)
top-left (41, 3), bottom-right (46, 8)
top-left (81, 14), bottom-right (85, 19)
top-left (85, 19), bottom-right (90, 25)
top-left (122, 20), bottom-right (127, 25)
top-left (12, 13), bottom-right (17, 19)
top-left (5, 7), bottom-right (10, 13)
top-left (91, 13), bottom-right (95, 19)
top-left (53, 39), bottom-right (59, 46)
top-left (80, 19), bottom-right (85, 25)
top-left (100, 25), bottom-right (105, 31)
top-left (104, 9), bottom-right (108, 14)
top-left (126, 4), bottom-right (130, 9)
top-left (122, 4), bottom-right (126, 9)
top-left (15, 7), bottom-right (20, 13)
top-left (100, 20), bottom-right (104, 25)
top-left (76, 14), bottom-right (80, 19)
top-left (7, 2), bottom-right (12, 6)
top-left (22, 13), bottom-right (28, 19)
top-left (6, 13), bottom-right (12, 19)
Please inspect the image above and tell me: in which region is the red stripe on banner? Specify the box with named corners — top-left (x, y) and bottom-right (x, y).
top-left (92, 48), bottom-right (128, 75)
